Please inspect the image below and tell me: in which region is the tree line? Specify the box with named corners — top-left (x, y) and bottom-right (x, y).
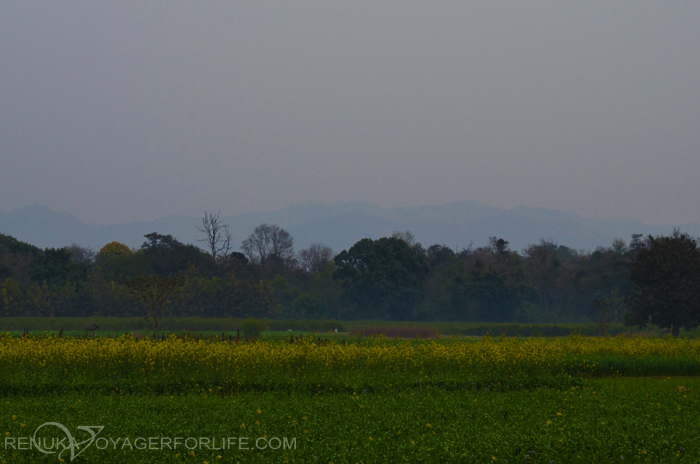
top-left (1, 213), bottom-right (698, 333)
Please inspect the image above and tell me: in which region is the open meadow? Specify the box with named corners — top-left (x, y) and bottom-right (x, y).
top-left (2, 325), bottom-right (700, 463)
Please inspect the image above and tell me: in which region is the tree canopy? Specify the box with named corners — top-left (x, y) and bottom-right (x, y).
top-left (125, 275), bottom-right (185, 337)
top-left (3, 225), bottom-right (696, 325)
top-left (97, 241), bottom-right (131, 259)
top-left (628, 230), bottom-right (700, 337)
top-left (241, 224), bottom-right (294, 272)
top-left (333, 237), bottom-right (428, 320)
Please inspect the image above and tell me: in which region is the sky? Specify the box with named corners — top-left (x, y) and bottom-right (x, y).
top-left (1, 1), bottom-right (699, 226)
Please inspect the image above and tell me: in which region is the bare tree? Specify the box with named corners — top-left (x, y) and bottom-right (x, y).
top-left (270, 227), bottom-right (294, 261)
top-left (298, 243), bottom-right (334, 274)
top-left (391, 230), bottom-right (424, 254)
top-left (391, 230), bottom-right (417, 247)
top-left (197, 210), bottom-right (233, 263)
top-left (242, 224), bottom-right (272, 266)
top-left (66, 243), bottom-right (96, 264)
top-left (241, 224), bottom-right (294, 269)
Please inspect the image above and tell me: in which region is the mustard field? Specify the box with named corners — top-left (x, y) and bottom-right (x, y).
top-left (2, 334), bottom-right (700, 463)
top-left (1, 334), bottom-right (700, 395)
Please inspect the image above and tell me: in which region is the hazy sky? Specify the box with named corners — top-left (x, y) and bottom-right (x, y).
top-left (2, 2), bottom-right (699, 226)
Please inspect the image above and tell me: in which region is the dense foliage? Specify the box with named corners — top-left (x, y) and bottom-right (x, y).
top-left (628, 231), bottom-right (700, 336)
top-left (0, 227), bottom-right (696, 325)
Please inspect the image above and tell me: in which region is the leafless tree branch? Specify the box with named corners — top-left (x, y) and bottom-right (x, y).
top-left (197, 210), bottom-right (233, 264)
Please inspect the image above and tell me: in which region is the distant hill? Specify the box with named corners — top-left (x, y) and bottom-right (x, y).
top-left (1, 202), bottom-right (698, 254)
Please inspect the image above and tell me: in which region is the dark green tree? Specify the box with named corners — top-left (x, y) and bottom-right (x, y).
top-left (96, 249), bottom-right (150, 284)
top-left (141, 233), bottom-right (210, 276)
top-left (627, 230), bottom-right (700, 337)
top-left (425, 244), bottom-right (456, 270)
top-left (0, 263), bottom-right (12, 282)
top-left (465, 262), bottom-right (526, 322)
top-left (333, 237), bottom-right (428, 320)
top-left (0, 233), bottom-right (40, 284)
top-left (443, 260), bottom-right (535, 322)
top-left (0, 233), bottom-right (42, 255)
top-left (308, 262), bottom-right (343, 320)
top-left (271, 275), bottom-right (326, 319)
top-left (523, 240), bottom-right (561, 321)
top-left (30, 248), bottom-right (73, 286)
top-left (125, 275), bottom-right (184, 337)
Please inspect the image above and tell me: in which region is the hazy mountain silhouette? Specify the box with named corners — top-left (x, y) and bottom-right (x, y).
top-left (1, 202), bottom-right (698, 255)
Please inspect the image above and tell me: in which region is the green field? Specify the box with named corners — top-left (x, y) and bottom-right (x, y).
top-left (2, 379), bottom-right (699, 463)
top-left (2, 323), bottom-right (700, 463)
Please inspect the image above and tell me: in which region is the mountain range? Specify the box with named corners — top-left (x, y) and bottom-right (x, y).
top-left (1, 202), bottom-right (699, 255)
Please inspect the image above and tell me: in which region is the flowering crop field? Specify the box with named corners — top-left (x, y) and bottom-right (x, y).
top-left (2, 335), bottom-right (700, 463)
top-left (2, 334), bottom-right (700, 395)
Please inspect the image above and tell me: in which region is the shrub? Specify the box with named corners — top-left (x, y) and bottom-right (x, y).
top-left (241, 318), bottom-right (266, 339)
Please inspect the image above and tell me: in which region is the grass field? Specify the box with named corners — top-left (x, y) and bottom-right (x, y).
top-left (2, 328), bottom-right (700, 462)
top-left (5, 316), bottom-right (695, 337)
